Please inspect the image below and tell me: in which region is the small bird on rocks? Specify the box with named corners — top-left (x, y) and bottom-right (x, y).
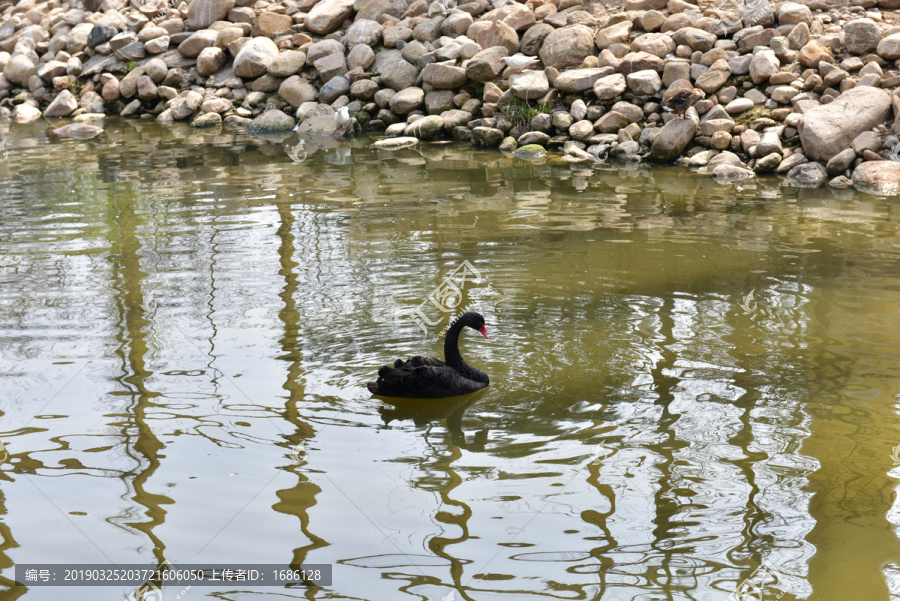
top-left (662, 87), bottom-right (705, 119)
top-left (333, 106), bottom-right (351, 135)
top-left (502, 53), bottom-right (541, 72)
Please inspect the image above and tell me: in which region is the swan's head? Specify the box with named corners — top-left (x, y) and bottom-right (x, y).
top-left (458, 312), bottom-right (489, 338)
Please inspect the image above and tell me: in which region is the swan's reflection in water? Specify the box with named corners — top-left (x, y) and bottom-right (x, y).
top-left (377, 390), bottom-right (490, 451)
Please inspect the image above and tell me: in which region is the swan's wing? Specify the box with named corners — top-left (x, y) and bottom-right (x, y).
top-left (409, 355), bottom-right (446, 368)
top-left (402, 365), bottom-right (465, 390)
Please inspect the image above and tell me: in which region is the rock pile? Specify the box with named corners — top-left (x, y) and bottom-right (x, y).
top-left (4, 0), bottom-right (900, 191)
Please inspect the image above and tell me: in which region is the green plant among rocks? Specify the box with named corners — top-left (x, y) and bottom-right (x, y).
top-left (500, 98), bottom-right (554, 126)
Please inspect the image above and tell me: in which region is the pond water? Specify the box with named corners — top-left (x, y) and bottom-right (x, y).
top-left (1, 118), bottom-right (900, 601)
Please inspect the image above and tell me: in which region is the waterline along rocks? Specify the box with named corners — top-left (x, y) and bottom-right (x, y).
top-left (5, 0), bottom-right (900, 192)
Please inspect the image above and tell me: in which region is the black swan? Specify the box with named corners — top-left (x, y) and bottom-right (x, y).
top-left (367, 312), bottom-right (490, 398)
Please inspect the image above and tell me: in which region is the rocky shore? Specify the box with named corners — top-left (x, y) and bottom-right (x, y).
top-left (4, 0), bottom-right (900, 193)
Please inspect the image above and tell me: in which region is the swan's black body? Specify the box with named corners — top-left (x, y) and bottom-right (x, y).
top-left (367, 312), bottom-right (490, 398)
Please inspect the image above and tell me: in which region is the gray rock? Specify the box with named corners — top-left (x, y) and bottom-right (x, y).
top-left (518, 131), bottom-right (550, 146)
top-left (593, 73), bottom-right (627, 101)
top-left (555, 68), bottom-right (613, 94)
top-left (406, 115), bottom-right (443, 139)
top-left (247, 107), bottom-right (295, 132)
top-left (786, 161), bottom-right (827, 186)
top-left (306, 0), bottom-right (355, 35)
top-left (374, 50), bottom-right (419, 91)
top-left (373, 136), bottom-right (419, 149)
top-left (269, 51), bottom-right (307, 77)
top-left (651, 116), bottom-right (698, 162)
top-left (389, 87), bottom-right (425, 114)
top-left (694, 59), bottom-right (731, 94)
top-left (319, 76), bottom-right (350, 104)
top-left (828, 175), bottom-right (854, 189)
top-left (346, 19), bottom-right (383, 49)
top-left (188, 0), bottom-right (235, 29)
top-left (627, 69), bottom-right (662, 95)
top-left (851, 160), bottom-right (900, 195)
top-left (775, 152), bottom-right (807, 174)
top-left (423, 63), bottom-right (468, 89)
top-left (45, 89), bottom-right (78, 117)
top-left (776, 1), bottom-right (811, 26)
top-left (749, 49), bottom-right (779, 84)
top-left (466, 46), bottom-right (509, 83)
top-left (712, 164), bottom-right (755, 182)
top-left (728, 54), bottom-right (752, 75)
top-left (472, 126), bottom-right (504, 148)
top-left (314, 52), bottom-right (347, 82)
top-left (844, 19), bottom-right (882, 55)
top-left (539, 25), bottom-right (595, 70)
top-left (347, 45), bottom-right (375, 71)
top-left (191, 112), bottom-right (223, 128)
top-left (725, 98), bottom-right (754, 114)
top-left (756, 130), bottom-right (782, 157)
top-left (509, 70), bottom-right (549, 100)
top-left (280, 76), bottom-right (319, 107)
top-left (569, 120), bottom-right (595, 142)
top-left (168, 90), bottom-right (203, 120)
top-left (233, 37), bottom-right (279, 78)
top-left (799, 86), bottom-right (892, 162)
top-left (877, 33), bottom-right (900, 60)
top-left (754, 152), bottom-right (782, 173)
top-left (514, 144), bottom-right (547, 160)
top-left (825, 148), bottom-right (857, 176)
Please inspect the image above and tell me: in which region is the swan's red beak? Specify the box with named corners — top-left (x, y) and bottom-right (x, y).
top-left (479, 326), bottom-right (489, 338)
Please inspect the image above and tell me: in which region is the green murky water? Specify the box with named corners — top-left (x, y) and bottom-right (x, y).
top-left (2, 118), bottom-right (900, 601)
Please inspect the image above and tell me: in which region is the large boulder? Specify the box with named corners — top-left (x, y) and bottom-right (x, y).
top-left (749, 49), bottom-right (779, 84)
top-left (509, 70), bottom-right (549, 100)
top-left (593, 73), bottom-right (627, 100)
top-left (466, 47), bottom-right (508, 82)
top-left (280, 76), bottom-right (318, 106)
top-left (555, 67), bottom-right (613, 94)
top-left (374, 49), bottom-right (418, 90)
top-left (306, 0), bottom-right (356, 35)
top-left (877, 33), bottom-right (900, 60)
top-left (422, 63), bottom-right (467, 89)
top-left (651, 117), bottom-right (698, 162)
top-left (844, 18), bottom-right (882, 55)
top-left (852, 161), bottom-right (900, 195)
top-left (539, 25), bottom-right (595, 70)
top-left (799, 87), bottom-right (892, 162)
top-left (44, 90), bottom-right (78, 117)
top-left (233, 37), bottom-right (279, 78)
top-left (475, 21), bottom-right (519, 55)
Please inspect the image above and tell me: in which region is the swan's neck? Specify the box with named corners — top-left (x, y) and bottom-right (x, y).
top-left (443, 320), bottom-right (468, 368)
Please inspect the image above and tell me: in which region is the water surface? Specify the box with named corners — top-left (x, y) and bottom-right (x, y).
top-left (1, 119), bottom-right (900, 601)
